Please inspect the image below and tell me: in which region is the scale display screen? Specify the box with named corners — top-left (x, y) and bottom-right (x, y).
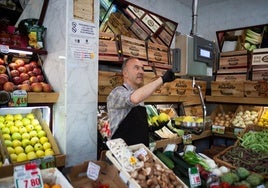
top-left (194, 35), bottom-right (215, 66)
top-left (200, 48), bottom-right (211, 58)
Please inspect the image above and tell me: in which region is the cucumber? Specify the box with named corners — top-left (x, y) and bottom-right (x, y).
top-left (154, 150), bottom-right (175, 169)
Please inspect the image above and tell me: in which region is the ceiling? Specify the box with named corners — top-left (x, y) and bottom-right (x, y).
top-left (176, 0), bottom-right (221, 8)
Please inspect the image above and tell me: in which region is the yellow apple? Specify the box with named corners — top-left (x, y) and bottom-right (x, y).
top-left (10, 153), bottom-right (18, 162)
top-left (14, 114), bottom-right (23, 121)
top-left (12, 140), bottom-right (22, 147)
top-left (1, 127), bottom-right (10, 134)
top-left (5, 120), bottom-right (14, 127)
top-left (10, 126), bottom-right (19, 134)
top-left (2, 133), bottom-right (11, 140)
top-left (17, 153), bottom-right (27, 162)
top-left (27, 151), bottom-right (37, 160)
top-left (14, 146), bottom-right (24, 155)
top-left (19, 127), bottom-right (27, 134)
top-left (7, 146), bottom-right (15, 154)
top-left (21, 139), bottom-right (31, 148)
top-left (0, 115), bottom-right (5, 122)
top-left (12, 132), bottom-right (22, 140)
top-left (29, 130), bottom-right (37, 138)
top-left (30, 136), bottom-right (39, 145)
top-left (0, 122), bottom-right (5, 129)
top-left (43, 142), bottom-right (51, 150)
top-left (5, 140), bottom-right (13, 147)
top-left (39, 136), bottom-right (49, 144)
top-left (26, 124), bottom-right (34, 132)
top-left (22, 118), bottom-right (31, 126)
top-left (37, 130), bottom-right (46, 138)
top-left (21, 132), bottom-right (30, 140)
top-left (36, 150), bottom-right (45, 158)
top-left (34, 125), bottom-right (42, 131)
top-left (25, 145), bottom-right (34, 153)
top-left (26, 113), bottom-right (35, 120)
top-left (31, 119), bottom-right (40, 126)
top-left (34, 143), bottom-right (43, 151)
top-left (44, 149), bottom-right (54, 156)
top-left (14, 120), bottom-right (23, 127)
top-left (5, 114), bottom-right (14, 122)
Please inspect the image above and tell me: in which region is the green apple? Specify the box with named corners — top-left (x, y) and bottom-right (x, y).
top-left (10, 126), bottom-right (19, 134)
top-left (37, 130), bottom-right (46, 138)
top-left (0, 122), bottom-right (5, 129)
top-left (26, 124), bottom-right (34, 132)
top-left (39, 136), bottom-right (49, 144)
top-left (19, 127), bottom-right (27, 134)
top-left (17, 153), bottom-right (27, 162)
top-left (36, 150), bottom-right (45, 158)
top-left (43, 142), bottom-right (51, 150)
top-left (34, 143), bottom-right (43, 151)
top-left (10, 153), bottom-right (18, 162)
top-left (14, 120), bottom-right (23, 127)
top-left (21, 139), bottom-right (31, 148)
top-left (31, 119), bottom-right (40, 126)
top-left (1, 127), bottom-right (10, 134)
top-left (25, 145), bottom-right (34, 153)
top-left (12, 132), bottom-right (22, 140)
top-left (30, 136), bottom-right (39, 145)
top-left (29, 130), bottom-right (37, 138)
top-left (44, 149), bottom-right (54, 156)
top-left (7, 146), bottom-right (15, 154)
top-left (22, 118), bottom-right (31, 126)
top-left (26, 113), bottom-right (35, 120)
top-left (14, 114), bottom-right (23, 121)
top-left (21, 132), bottom-right (30, 140)
top-left (2, 133), bottom-right (11, 140)
top-left (5, 120), bottom-right (14, 127)
top-left (5, 114), bottom-right (14, 122)
top-left (27, 151), bottom-right (37, 160)
top-left (0, 115), bottom-right (5, 122)
top-left (12, 140), bottom-right (21, 147)
top-left (14, 146), bottom-right (24, 155)
top-left (4, 140), bottom-right (13, 147)
top-left (34, 125), bottom-right (42, 131)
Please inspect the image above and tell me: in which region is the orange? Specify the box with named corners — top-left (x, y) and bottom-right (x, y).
top-left (51, 184), bottom-right (61, 188)
top-left (43, 183), bottom-right (50, 188)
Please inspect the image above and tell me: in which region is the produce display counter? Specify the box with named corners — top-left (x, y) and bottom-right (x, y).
top-left (27, 92), bottom-right (59, 104)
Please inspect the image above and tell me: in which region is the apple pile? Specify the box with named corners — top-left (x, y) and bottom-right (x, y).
top-left (0, 57), bottom-right (12, 91)
top-left (0, 113), bottom-right (55, 163)
top-left (7, 58), bottom-right (53, 92)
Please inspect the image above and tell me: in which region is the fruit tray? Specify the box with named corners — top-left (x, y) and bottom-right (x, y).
top-left (106, 140), bottom-right (188, 188)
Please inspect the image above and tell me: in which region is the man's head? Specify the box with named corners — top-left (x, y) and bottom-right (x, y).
top-left (122, 57), bottom-right (144, 89)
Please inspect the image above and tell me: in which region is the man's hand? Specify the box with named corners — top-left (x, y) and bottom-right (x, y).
top-left (161, 69), bottom-right (175, 83)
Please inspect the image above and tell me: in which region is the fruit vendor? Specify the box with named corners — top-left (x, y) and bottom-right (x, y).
top-left (107, 57), bottom-right (175, 146)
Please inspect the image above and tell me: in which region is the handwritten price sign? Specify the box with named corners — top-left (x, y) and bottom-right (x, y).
top-left (15, 175), bottom-right (43, 188)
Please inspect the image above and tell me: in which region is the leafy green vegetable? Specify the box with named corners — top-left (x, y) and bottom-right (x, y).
top-left (236, 167), bottom-right (250, 180)
top-left (246, 173), bottom-right (264, 187)
top-left (182, 151), bottom-right (210, 171)
top-left (220, 172), bottom-right (239, 185)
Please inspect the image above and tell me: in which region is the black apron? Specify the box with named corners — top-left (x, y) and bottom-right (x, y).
top-left (111, 105), bottom-right (149, 146)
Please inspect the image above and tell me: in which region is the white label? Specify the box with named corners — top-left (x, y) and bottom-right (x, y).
top-left (87, 162), bottom-right (100, 181)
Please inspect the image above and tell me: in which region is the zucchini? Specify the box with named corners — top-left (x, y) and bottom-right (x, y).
top-left (154, 150), bottom-right (175, 169)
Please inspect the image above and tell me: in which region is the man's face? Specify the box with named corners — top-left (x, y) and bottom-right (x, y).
top-left (123, 59), bottom-right (144, 88)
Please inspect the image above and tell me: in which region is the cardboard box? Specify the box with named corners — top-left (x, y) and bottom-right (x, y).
top-left (0, 107), bottom-right (66, 178)
top-left (66, 160), bottom-right (128, 188)
top-left (0, 167), bottom-right (73, 188)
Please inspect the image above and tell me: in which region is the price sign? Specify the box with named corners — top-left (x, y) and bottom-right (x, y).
top-left (87, 162), bottom-right (100, 181)
top-left (10, 90), bottom-right (28, 107)
top-left (14, 164), bottom-right (43, 188)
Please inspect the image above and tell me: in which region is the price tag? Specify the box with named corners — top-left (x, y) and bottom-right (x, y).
top-left (87, 162), bottom-right (100, 181)
top-left (233, 127), bottom-right (244, 136)
top-left (134, 147), bottom-right (147, 158)
top-left (211, 125), bottom-right (225, 134)
top-left (14, 164), bottom-right (43, 188)
top-left (182, 134), bottom-right (192, 145)
top-left (10, 90), bottom-right (28, 107)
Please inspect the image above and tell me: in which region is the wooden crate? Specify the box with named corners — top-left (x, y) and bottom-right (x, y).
top-left (99, 32), bottom-right (120, 61)
top-left (251, 69), bottom-right (268, 81)
top-left (211, 81), bottom-right (244, 97)
top-left (147, 41), bottom-right (169, 64)
top-left (98, 71), bottom-right (123, 96)
top-left (215, 73), bottom-right (247, 81)
top-left (218, 50), bottom-right (249, 69)
top-left (129, 20), bottom-right (151, 41)
top-left (252, 48), bottom-right (268, 66)
top-left (119, 35), bottom-right (147, 60)
top-left (244, 80), bottom-right (267, 97)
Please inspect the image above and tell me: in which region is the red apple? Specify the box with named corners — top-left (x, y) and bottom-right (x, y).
top-left (9, 63), bottom-right (18, 70)
top-left (18, 83), bottom-right (31, 92)
top-left (15, 59), bottom-right (25, 67)
top-left (20, 72), bottom-right (30, 81)
top-left (0, 73), bottom-right (8, 84)
top-left (18, 66), bottom-right (27, 73)
top-left (13, 76), bottom-right (22, 85)
top-left (10, 69), bottom-right (20, 77)
top-left (22, 80), bottom-right (31, 85)
top-left (41, 83), bottom-right (53, 92)
top-left (27, 71), bottom-right (36, 77)
top-left (31, 82), bottom-right (43, 92)
top-left (29, 61), bottom-right (38, 69)
top-left (3, 81), bottom-right (15, 92)
top-left (24, 64), bottom-right (33, 72)
top-left (0, 65), bottom-right (6, 74)
top-left (0, 58), bottom-right (5, 65)
top-left (29, 76), bottom-right (38, 83)
top-left (37, 75), bottom-right (44, 82)
top-left (33, 68), bottom-right (42, 75)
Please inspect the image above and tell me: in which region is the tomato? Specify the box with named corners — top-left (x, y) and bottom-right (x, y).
top-left (220, 182), bottom-right (231, 188)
